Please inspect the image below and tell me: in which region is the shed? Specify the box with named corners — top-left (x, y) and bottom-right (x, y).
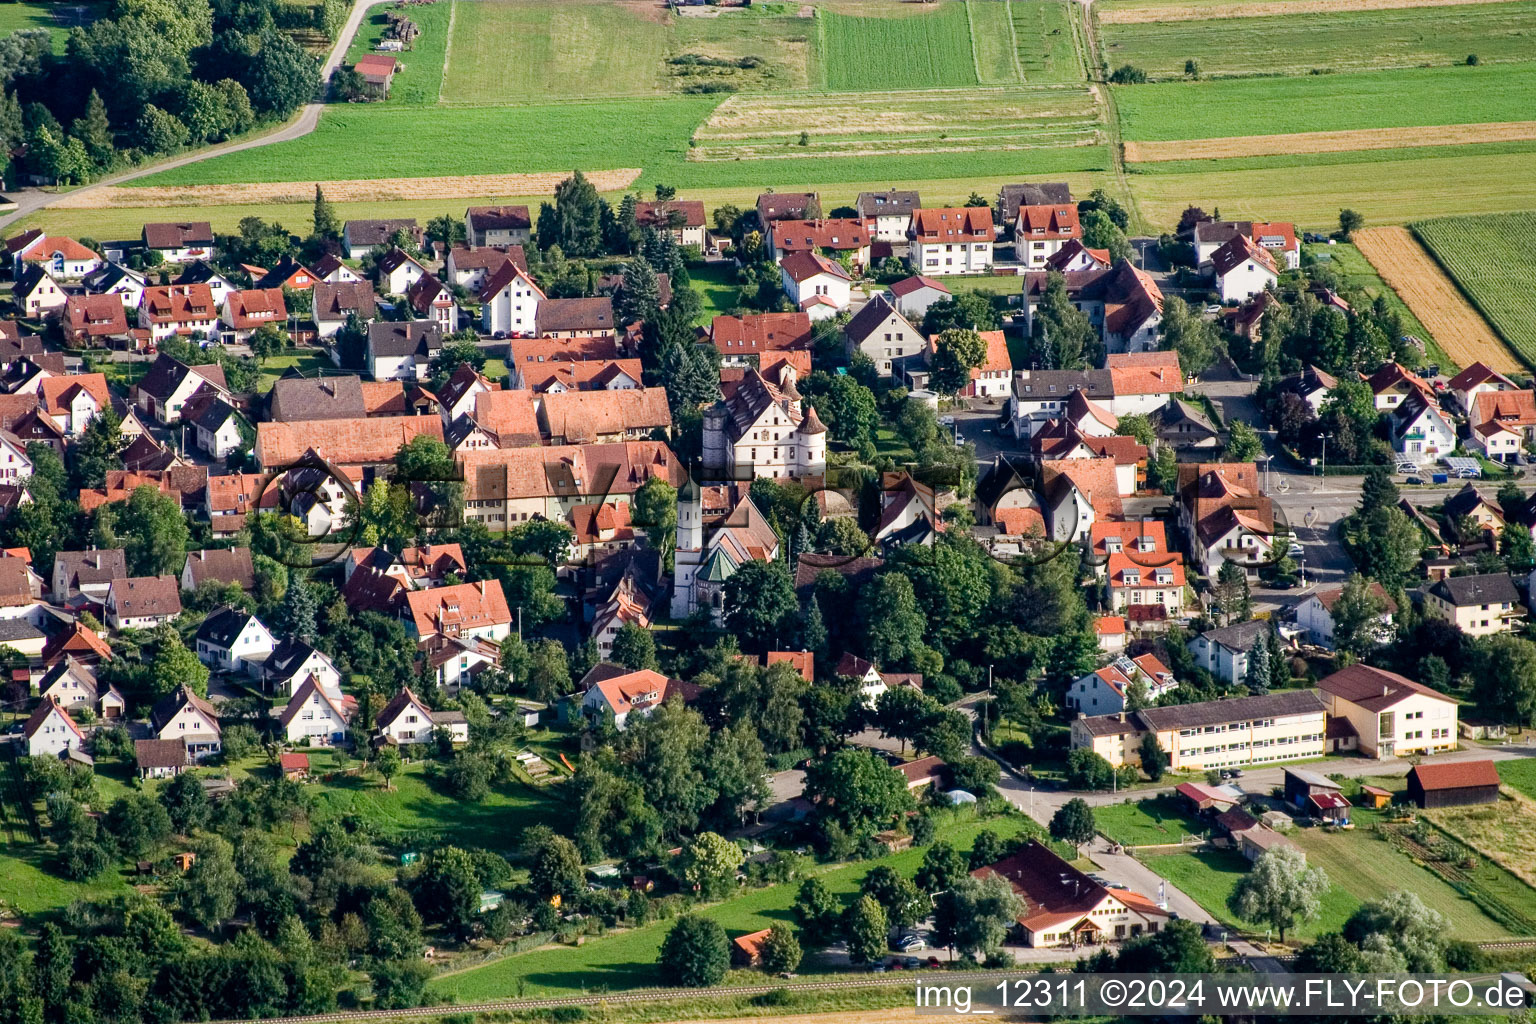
top-left (1283, 767), bottom-right (1342, 809)
top-left (1406, 760), bottom-right (1501, 808)
top-left (1359, 784), bottom-right (1393, 809)
top-left (1306, 790), bottom-right (1352, 823)
top-left (280, 751), bottom-right (310, 780)
top-left (1175, 781), bottom-right (1239, 814)
top-left (1238, 825), bottom-right (1300, 863)
top-left (732, 927), bottom-right (772, 967)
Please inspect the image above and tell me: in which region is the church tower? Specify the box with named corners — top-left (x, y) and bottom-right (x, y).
top-left (669, 475), bottom-right (705, 618)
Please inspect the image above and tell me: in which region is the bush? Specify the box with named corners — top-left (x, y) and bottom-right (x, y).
top-left (1108, 64), bottom-right (1147, 84)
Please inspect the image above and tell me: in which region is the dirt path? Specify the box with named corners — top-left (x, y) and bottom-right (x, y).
top-left (52, 169), bottom-right (643, 209)
top-left (1354, 226), bottom-right (1523, 373)
top-left (1099, 0), bottom-right (1524, 23)
top-left (1124, 121), bottom-right (1536, 162)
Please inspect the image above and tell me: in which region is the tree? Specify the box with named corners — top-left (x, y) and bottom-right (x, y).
top-left (1296, 931), bottom-right (1366, 973)
top-left (921, 292), bottom-right (998, 335)
top-left (1159, 295), bottom-right (1223, 378)
top-left (1360, 465), bottom-right (1400, 516)
top-left (659, 915), bottom-right (730, 986)
top-left (1345, 505), bottom-right (1423, 586)
top-left (934, 874), bottom-right (1024, 959)
top-left (1065, 748), bottom-right (1114, 790)
top-left (1338, 209), bottom-right (1365, 241)
top-left (1230, 845), bottom-right (1328, 941)
top-left (371, 958), bottom-right (433, 1010)
top-left (1115, 918), bottom-right (1215, 972)
top-left (1032, 270), bottom-right (1098, 370)
top-left (842, 895), bottom-right (888, 965)
top-left (1245, 630), bottom-right (1272, 694)
top-left (1080, 208), bottom-right (1132, 263)
top-left (858, 573), bottom-right (929, 671)
top-left (722, 561), bottom-right (798, 653)
top-left (412, 846), bottom-right (483, 938)
top-left (136, 103), bottom-right (189, 154)
top-left (610, 622), bottom-right (657, 671)
top-left (631, 476), bottom-right (678, 564)
top-left (804, 748), bottom-right (913, 839)
top-left (160, 770), bottom-right (209, 833)
top-left (914, 840), bottom-right (967, 893)
top-left (792, 877), bottom-right (841, 947)
top-left (1213, 560), bottom-right (1251, 624)
top-left (1184, 58), bottom-right (1200, 78)
top-left (1343, 890), bottom-right (1448, 971)
top-left (1109, 64), bottom-right (1147, 83)
top-left (759, 926), bottom-right (802, 974)
top-left (426, 213), bottom-right (465, 249)
top-left (537, 170), bottom-right (607, 257)
top-left (375, 746), bottom-right (401, 791)
top-left (117, 485), bottom-right (190, 576)
top-left (278, 573), bottom-right (319, 642)
top-left (523, 825), bottom-right (584, 900)
top-left (178, 835), bottom-right (239, 930)
top-left (1331, 573), bottom-right (1391, 657)
top-left (72, 89), bottom-right (113, 168)
top-left (1472, 634), bottom-right (1536, 726)
top-left (33, 922), bottom-right (71, 1016)
top-left (860, 865), bottom-right (930, 930)
top-left (1049, 797), bottom-right (1096, 854)
top-left (1226, 420), bottom-right (1262, 462)
top-left (312, 185), bottom-right (340, 240)
top-left (150, 624), bottom-right (210, 699)
top-left (616, 256), bottom-right (661, 327)
top-left (1138, 732), bottom-right (1168, 781)
top-left (71, 408), bottom-right (126, 489)
top-left (680, 831), bottom-right (744, 899)
top-left (247, 30), bottom-right (321, 115)
top-left (928, 328), bottom-right (987, 394)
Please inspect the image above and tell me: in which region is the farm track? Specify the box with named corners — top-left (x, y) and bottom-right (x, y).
top-left (1123, 121), bottom-right (1536, 161)
top-left (1099, 0), bottom-right (1525, 23)
top-left (1353, 226), bottom-right (1523, 372)
top-left (1078, 0), bottom-right (1140, 226)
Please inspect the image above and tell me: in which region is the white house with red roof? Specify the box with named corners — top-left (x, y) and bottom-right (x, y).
top-left (973, 840), bottom-right (1169, 947)
top-left (1013, 203), bottom-right (1081, 268)
top-left (928, 329), bottom-right (1012, 398)
top-left (1448, 361), bottom-right (1519, 415)
top-left (1067, 653), bottom-right (1178, 715)
top-left (479, 261), bottom-right (545, 337)
top-left (1368, 361), bottom-right (1436, 411)
top-left (1041, 457), bottom-right (1121, 543)
top-left (6, 231), bottom-right (102, 279)
top-left (886, 275), bottom-right (950, 320)
top-left (220, 287), bottom-right (287, 343)
top-left (767, 218), bottom-right (871, 268)
top-left (780, 251), bottom-right (851, 318)
top-left (1176, 462), bottom-right (1274, 576)
top-left (1044, 239), bottom-right (1111, 273)
top-left (404, 580), bottom-right (512, 642)
top-left (1094, 615), bottom-right (1127, 654)
top-left (24, 697), bottom-right (86, 758)
top-left (1388, 391), bottom-right (1456, 465)
top-left (909, 207), bottom-right (995, 275)
top-left (1469, 390), bottom-right (1536, 462)
top-left (1105, 552), bottom-right (1186, 622)
top-left (279, 677), bottom-right (355, 746)
top-left (581, 668), bottom-right (696, 730)
top-left (1195, 220), bottom-right (1299, 271)
top-left (1036, 424), bottom-right (1146, 496)
top-left (1211, 235), bottom-right (1278, 303)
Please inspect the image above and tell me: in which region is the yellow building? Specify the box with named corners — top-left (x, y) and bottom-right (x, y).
top-left (1071, 689), bottom-right (1328, 771)
top-left (1423, 573), bottom-right (1523, 638)
top-left (1315, 664), bottom-right (1458, 759)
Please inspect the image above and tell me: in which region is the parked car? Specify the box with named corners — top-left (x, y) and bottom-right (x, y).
top-left (938, 416), bottom-right (955, 427)
top-left (1405, 476), bottom-right (1423, 485)
top-left (903, 957), bottom-right (924, 969)
top-left (869, 962), bottom-right (889, 972)
top-left (1287, 542), bottom-right (1304, 557)
top-left (927, 956), bottom-right (942, 968)
top-left (1204, 304), bottom-right (1221, 314)
top-left (897, 934), bottom-right (926, 952)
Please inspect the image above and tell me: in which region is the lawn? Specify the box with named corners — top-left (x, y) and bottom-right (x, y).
top-left (819, 3), bottom-right (979, 91)
top-left (1308, 242), bottom-right (1451, 372)
top-left (1100, 2), bottom-right (1536, 79)
top-left (1499, 758), bottom-right (1536, 799)
top-left (690, 262), bottom-right (740, 325)
top-left (344, 0), bottom-right (453, 106)
top-left (1113, 63), bottom-right (1536, 142)
top-left (307, 755), bottom-right (564, 856)
top-left (1142, 848), bottom-right (1356, 939)
top-left (1412, 211), bottom-right (1536, 367)
top-left (1094, 795), bottom-right (1208, 847)
top-left (432, 812), bottom-right (1037, 1000)
top-left (0, 843), bottom-right (134, 918)
top-left (1124, 146), bottom-right (1536, 233)
top-left (257, 348), bottom-right (329, 392)
top-left (0, 1), bottom-right (101, 54)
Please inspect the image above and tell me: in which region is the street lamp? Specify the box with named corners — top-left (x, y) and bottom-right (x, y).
top-left (1318, 432), bottom-right (1334, 476)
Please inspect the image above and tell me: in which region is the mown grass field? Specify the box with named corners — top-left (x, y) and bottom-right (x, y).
top-left (432, 813), bottom-right (1037, 999)
top-left (968, 0), bottom-right (1021, 84)
top-left (1412, 211), bottom-right (1536, 367)
top-left (1094, 795), bottom-right (1208, 847)
top-left (1014, 0), bottom-right (1083, 83)
top-left (820, 3), bottom-right (979, 90)
top-left (1114, 63), bottom-right (1536, 141)
top-left (1500, 758), bottom-right (1536, 799)
top-left (0, 0), bottom-right (100, 53)
top-left (343, 0), bottom-right (453, 105)
top-left (1144, 848), bottom-right (1357, 939)
top-left (1100, 1), bottom-right (1536, 79)
top-left (441, 0), bottom-right (815, 102)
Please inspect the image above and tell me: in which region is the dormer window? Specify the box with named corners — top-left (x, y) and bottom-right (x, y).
top-left (1123, 572), bottom-right (1140, 585)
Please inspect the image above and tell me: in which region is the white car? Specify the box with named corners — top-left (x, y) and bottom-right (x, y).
top-left (1288, 542), bottom-right (1304, 557)
top-left (897, 934), bottom-right (926, 952)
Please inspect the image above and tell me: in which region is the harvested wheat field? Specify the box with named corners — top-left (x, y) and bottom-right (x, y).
top-left (1099, 0), bottom-right (1521, 22)
top-left (1124, 121), bottom-right (1536, 162)
top-left (55, 170), bottom-right (644, 210)
top-left (1354, 226), bottom-right (1522, 373)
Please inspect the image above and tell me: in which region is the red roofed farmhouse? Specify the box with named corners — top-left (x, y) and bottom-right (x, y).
top-left (973, 840), bottom-right (1168, 947)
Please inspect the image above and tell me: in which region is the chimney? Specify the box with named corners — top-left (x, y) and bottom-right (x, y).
top-left (1118, 711), bottom-right (1126, 722)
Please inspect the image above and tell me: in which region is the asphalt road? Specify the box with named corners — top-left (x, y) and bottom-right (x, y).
top-left (0, 0), bottom-right (386, 234)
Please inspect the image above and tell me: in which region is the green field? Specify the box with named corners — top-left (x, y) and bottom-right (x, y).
top-left (433, 813), bottom-right (1035, 999)
top-left (1145, 825), bottom-right (1521, 941)
top-left (820, 3), bottom-right (979, 90)
top-left (1101, 2), bottom-right (1536, 79)
top-left (1499, 758), bottom-right (1536, 799)
top-left (0, 0), bottom-right (100, 53)
top-left (1094, 796), bottom-right (1208, 847)
top-left (441, 0), bottom-right (816, 102)
top-left (1412, 212), bottom-right (1536, 366)
top-left (344, 0), bottom-right (453, 105)
top-left (1115, 63), bottom-right (1536, 142)
top-left (1013, 0), bottom-right (1083, 84)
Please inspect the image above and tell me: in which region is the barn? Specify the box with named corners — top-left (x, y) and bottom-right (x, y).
top-left (1406, 760), bottom-right (1502, 809)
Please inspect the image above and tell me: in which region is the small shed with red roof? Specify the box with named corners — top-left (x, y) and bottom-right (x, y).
top-left (1406, 760), bottom-right (1501, 809)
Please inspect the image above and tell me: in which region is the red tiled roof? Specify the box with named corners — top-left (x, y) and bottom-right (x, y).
top-left (1106, 351), bottom-right (1182, 395)
top-left (634, 200), bottom-right (706, 230)
top-left (64, 295), bottom-right (129, 339)
top-left (1317, 663), bottom-right (1455, 713)
top-left (780, 250), bottom-right (850, 284)
top-left (888, 275), bottom-right (950, 297)
top-left (772, 218), bottom-right (870, 253)
top-left (1015, 203), bottom-right (1079, 239)
top-left (256, 416), bottom-right (443, 467)
top-left (1409, 760), bottom-right (1500, 791)
top-left (1211, 235), bottom-right (1278, 277)
top-left (141, 284), bottom-right (216, 324)
top-left (405, 580), bottom-right (512, 637)
top-left (911, 207), bottom-right (996, 244)
top-left (224, 288), bottom-right (287, 330)
top-left (710, 312), bottom-right (813, 354)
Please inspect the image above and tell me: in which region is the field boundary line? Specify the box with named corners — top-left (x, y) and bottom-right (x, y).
top-left (1003, 0), bottom-right (1025, 81)
top-left (438, 0), bottom-right (456, 105)
top-left (965, 0), bottom-right (986, 83)
top-left (1099, 0), bottom-right (1529, 22)
top-left (1124, 120), bottom-right (1536, 162)
top-left (1354, 225), bottom-right (1522, 373)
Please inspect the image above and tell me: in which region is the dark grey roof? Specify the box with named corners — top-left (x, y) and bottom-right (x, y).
top-left (367, 320), bottom-right (442, 358)
top-left (54, 549), bottom-right (127, 591)
top-left (312, 281), bottom-right (377, 323)
top-left (83, 262), bottom-right (143, 294)
top-left (536, 297), bottom-right (613, 334)
top-left (1134, 689), bottom-right (1326, 733)
top-left (196, 606), bottom-right (258, 648)
top-left (0, 618), bottom-right (43, 643)
top-left (264, 638), bottom-right (327, 684)
top-left (173, 260), bottom-right (230, 287)
top-left (1429, 572), bottom-right (1519, 608)
top-left (842, 293), bottom-right (914, 346)
top-left (1155, 398), bottom-right (1219, 434)
top-left (1195, 620), bottom-right (1271, 653)
top-left (14, 264), bottom-right (49, 293)
top-left (1013, 369), bottom-right (1113, 401)
top-left (1075, 714), bottom-right (1141, 737)
top-left (345, 219), bottom-right (419, 248)
top-left (998, 182), bottom-right (1073, 221)
top-left (188, 396), bottom-right (239, 433)
top-left (855, 191), bottom-right (920, 218)
top-left (269, 375), bottom-right (367, 421)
